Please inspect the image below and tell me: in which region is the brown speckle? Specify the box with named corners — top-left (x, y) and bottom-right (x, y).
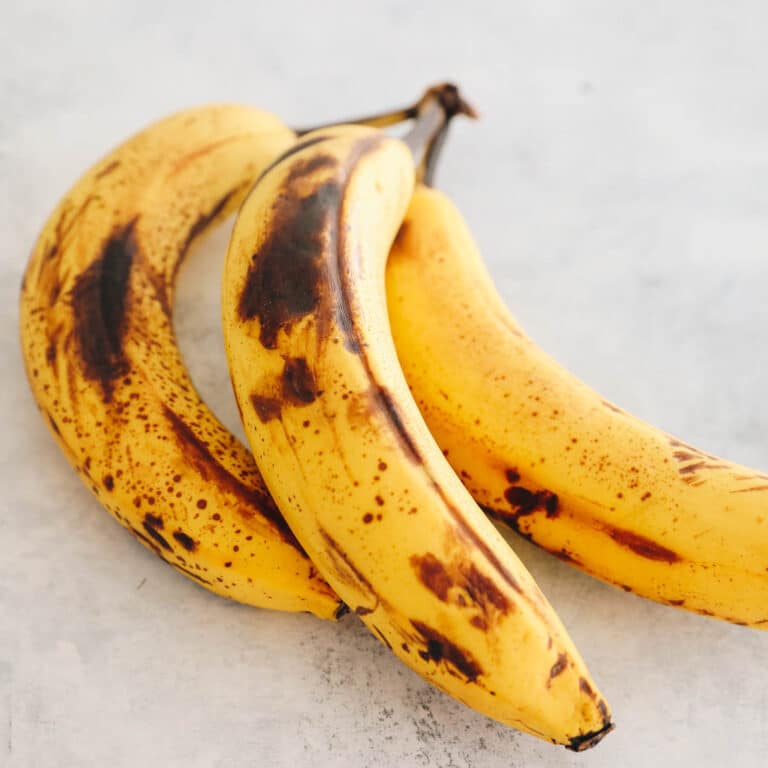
top-left (172, 531), bottom-right (197, 552)
top-left (549, 653), bottom-right (568, 680)
top-left (196, 499), bottom-right (207, 510)
top-left (579, 677), bottom-right (594, 698)
top-left (103, 474), bottom-right (114, 491)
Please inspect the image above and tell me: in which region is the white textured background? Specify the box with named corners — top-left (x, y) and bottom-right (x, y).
top-left (3, 2), bottom-right (768, 766)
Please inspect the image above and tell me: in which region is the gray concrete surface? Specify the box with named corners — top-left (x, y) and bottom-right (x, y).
top-left (2, 2), bottom-right (767, 766)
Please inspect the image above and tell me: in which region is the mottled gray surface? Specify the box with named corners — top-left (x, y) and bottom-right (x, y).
top-left (2, 2), bottom-right (768, 766)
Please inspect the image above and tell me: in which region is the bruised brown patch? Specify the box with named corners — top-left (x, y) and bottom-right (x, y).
top-left (70, 218), bottom-right (137, 401)
top-left (411, 554), bottom-right (452, 601)
top-left (282, 357), bottom-right (318, 404)
top-left (410, 619), bottom-right (482, 682)
top-left (464, 563), bottom-right (509, 613)
top-left (495, 482), bottom-right (560, 538)
top-left (237, 179), bottom-right (341, 348)
top-left (410, 554), bottom-right (510, 625)
top-left (250, 393), bottom-right (282, 423)
top-left (607, 525), bottom-right (681, 563)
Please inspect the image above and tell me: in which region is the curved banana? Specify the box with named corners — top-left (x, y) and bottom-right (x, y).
top-left (223, 90), bottom-right (613, 748)
top-left (19, 104), bottom-right (345, 617)
top-left (387, 184), bottom-right (768, 627)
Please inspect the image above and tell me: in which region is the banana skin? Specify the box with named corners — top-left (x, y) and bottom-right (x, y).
top-left (222, 95), bottom-right (613, 748)
top-left (19, 104), bottom-right (343, 618)
top-left (388, 184), bottom-right (768, 628)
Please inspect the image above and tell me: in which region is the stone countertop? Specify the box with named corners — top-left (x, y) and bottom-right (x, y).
top-left (2, 2), bottom-right (767, 766)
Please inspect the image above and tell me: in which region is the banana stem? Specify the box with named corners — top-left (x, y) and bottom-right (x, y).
top-left (404, 83), bottom-right (477, 181)
top-left (293, 82), bottom-right (477, 144)
top-left (294, 104), bottom-right (419, 136)
top-left (421, 121), bottom-right (450, 186)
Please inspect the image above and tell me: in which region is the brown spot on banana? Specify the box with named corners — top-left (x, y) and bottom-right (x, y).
top-left (94, 160), bottom-right (121, 179)
top-left (409, 619), bottom-right (482, 682)
top-left (411, 553), bottom-right (452, 601)
top-left (172, 531), bottom-right (197, 552)
top-left (731, 484), bottom-right (768, 493)
top-left (548, 653), bottom-right (568, 683)
top-left (250, 393), bottom-right (282, 423)
top-left (606, 526), bottom-right (681, 563)
top-left (70, 218), bottom-right (137, 402)
top-left (237, 178), bottom-right (341, 348)
top-left (281, 357), bottom-right (319, 404)
top-left (410, 553), bottom-right (511, 624)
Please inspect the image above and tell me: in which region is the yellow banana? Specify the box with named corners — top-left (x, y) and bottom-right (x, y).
top-left (387, 183), bottom-right (768, 628)
top-left (19, 104), bottom-right (346, 617)
top-left (223, 88), bottom-right (613, 748)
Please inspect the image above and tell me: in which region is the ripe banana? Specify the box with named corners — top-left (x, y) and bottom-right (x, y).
top-left (222, 88), bottom-right (613, 748)
top-left (387, 183), bottom-right (768, 628)
top-left (19, 104), bottom-right (347, 617)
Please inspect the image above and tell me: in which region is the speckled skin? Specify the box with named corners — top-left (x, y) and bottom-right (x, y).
top-left (387, 185), bottom-right (768, 628)
top-left (222, 110), bottom-right (613, 749)
top-left (19, 104), bottom-right (343, 619)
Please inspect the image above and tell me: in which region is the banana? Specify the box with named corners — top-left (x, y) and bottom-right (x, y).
top-left (19, 104), bottom-right (348, 617)
top-left (222, 86), bottom-right (613, 748)
top-left (387, 183), bottom-right (768, 628)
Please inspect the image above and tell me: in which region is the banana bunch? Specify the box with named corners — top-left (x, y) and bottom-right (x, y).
top-left (19, 81), bottom-right (766, 749)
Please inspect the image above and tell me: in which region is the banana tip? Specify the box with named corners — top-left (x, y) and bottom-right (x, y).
top-left (334, 601), bottom-right (351, 620)
top-left (566, 720), bottom-right (615, 752)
